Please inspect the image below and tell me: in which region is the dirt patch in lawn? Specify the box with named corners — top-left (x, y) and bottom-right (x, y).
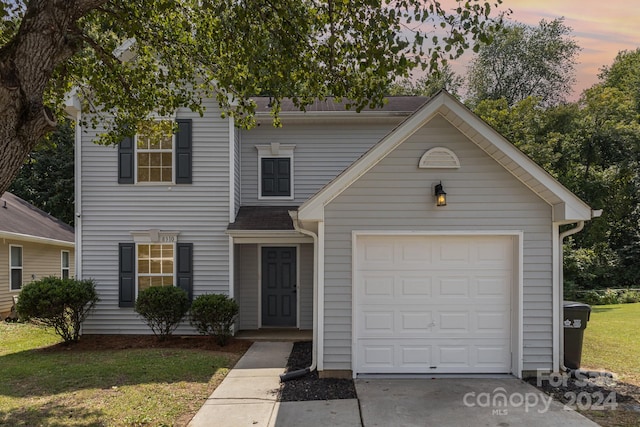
top-left (39, 334), bottom-right (253, 354)
top-left (528, 372), bottom-right (640, 427)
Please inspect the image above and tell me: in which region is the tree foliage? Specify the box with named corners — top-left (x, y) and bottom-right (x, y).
top-left (9, 121), bottom-right (75, 225)
top-left (466, 17), bottom-right (579, 107)
top-left (387, 63), bottom-right (464, 98)
top-left (16, 277), bottom-right (99, 343)
top-left (599, 48), bottom-right (640, 113)
top-left (0, 0), bottom-right (507, 195)
top-left (473, 49), bottom-right (640, 289)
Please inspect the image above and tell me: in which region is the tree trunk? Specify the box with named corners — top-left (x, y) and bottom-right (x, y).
top-left (0, 0), bottom-right (106, 195)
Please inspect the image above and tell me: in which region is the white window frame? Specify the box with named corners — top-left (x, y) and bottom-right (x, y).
top-left (256, 143), bottom-right (295, 200)
top-left (134, 120), bottom-right (176, 185)
top-left (131, 230), bottom-right (179, 298)
top-left (9, 245), bottom-right (23, 291)
top-left (61, 250), bottom-right (70, 279)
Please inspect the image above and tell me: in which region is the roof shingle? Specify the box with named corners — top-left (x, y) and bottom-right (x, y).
top-left (0, 192), bottom-right (74, 243)
top-left (228, 206), bottom-right (297, 231)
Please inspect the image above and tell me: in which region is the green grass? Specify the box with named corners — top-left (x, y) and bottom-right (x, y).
top-left (582, 302), bottom-right (640, 385)
top-left (0, 322), bottom-right (243, 426)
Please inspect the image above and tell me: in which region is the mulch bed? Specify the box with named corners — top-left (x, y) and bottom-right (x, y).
top-left (527, 372), bottom-right (640, 426)
top-left (279, 341), bottom-right (357, 401)
top-left (39, 334), bottom-right (253, 354)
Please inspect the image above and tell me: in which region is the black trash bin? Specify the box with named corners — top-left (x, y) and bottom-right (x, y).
top-left (563, 301), bottom-right (592, 369)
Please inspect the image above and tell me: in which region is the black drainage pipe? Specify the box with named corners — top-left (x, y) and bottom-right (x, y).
top-left (280, 368), bottom-right (310, 382)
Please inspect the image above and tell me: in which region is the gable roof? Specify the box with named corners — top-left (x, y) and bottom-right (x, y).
top-left (0, 192), bottom-right (74, 246)
top-left (297, 91), bottom-right (594, 224)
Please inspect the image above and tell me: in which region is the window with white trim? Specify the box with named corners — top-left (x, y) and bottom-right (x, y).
top-left (61, 250), bottom-right (70, 279)
top-left (136, 121), bottom-right (174, 183)
top-left (137, 243), bottom-right (174, 292)
top-left (9, 245), bottom-right (22, 291)
top-left (257, 143), bottom-right (295, 199)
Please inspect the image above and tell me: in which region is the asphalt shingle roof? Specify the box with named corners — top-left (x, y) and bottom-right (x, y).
top-left (0, 192), bottom-right (74, 243)
top-left (227, 206), bottom-right (297, 231)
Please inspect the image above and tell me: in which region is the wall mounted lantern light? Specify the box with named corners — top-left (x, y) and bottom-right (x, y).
top-left (435, 181), bottom-right (447, 207)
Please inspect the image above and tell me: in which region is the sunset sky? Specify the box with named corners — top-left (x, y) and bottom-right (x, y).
top-left (449, 0), bottom-right (640, 99)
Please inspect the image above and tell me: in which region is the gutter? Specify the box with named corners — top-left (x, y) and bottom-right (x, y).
top-left (0, 231), bottom-right (74, 248)
top-left (280, 211), bottom-right (318, 381)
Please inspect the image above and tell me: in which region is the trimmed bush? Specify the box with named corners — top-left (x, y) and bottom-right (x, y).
top-left (135, 286), bottom-right (190, 340)
top-left (190, 294), bottom-right (239, 346)
top-left (576, 288), bottom-right (640, 305)
top-left (16, 277), bottom-right (99, 343)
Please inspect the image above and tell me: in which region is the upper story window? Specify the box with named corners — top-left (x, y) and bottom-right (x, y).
top-left (118, 119), bottom-right (192, 185)
top-left (61, 250), bottom-right (70, 279)
top-left (10, 245), bottom-right (22, 291)
top-left (136, 121), bottom-right (174, 183)
top-left (256, 143), bottom-right (295, 200)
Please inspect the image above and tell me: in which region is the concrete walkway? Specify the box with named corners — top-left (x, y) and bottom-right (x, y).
top-left (189, 341), bottom-right (599, 427)
top-left (188, 341), bottom-right (360, 427)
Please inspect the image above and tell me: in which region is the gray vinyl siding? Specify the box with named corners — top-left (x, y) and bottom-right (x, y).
top-left (80, 102), bottom-right (232, 334)
top-left (323, 115), bottom-right (553, 373)
top-left (235, 244), bottom-right (258, 330)
top-left (234, 243), bottom-right (313, 330)
top-left (299, 243), bottom-right (313, 329)
top-left (240, 121), bottom-right (402, 206)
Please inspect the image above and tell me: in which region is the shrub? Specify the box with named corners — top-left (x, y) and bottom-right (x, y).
top-left (16, 277), bottom-right (99, 343)
top-left (190, 294), bottom-right (239, 346)
top-left (134, 286), bottom-right (190, 340)
top-left (619, 290), bottom-right (640, 303)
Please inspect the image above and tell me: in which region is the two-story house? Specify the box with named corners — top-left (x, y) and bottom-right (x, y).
top-left (69, 91), bottom-right (597, 379)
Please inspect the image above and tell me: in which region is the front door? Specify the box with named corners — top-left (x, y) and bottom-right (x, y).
top-left (261, 247), bottom-right (297, 327)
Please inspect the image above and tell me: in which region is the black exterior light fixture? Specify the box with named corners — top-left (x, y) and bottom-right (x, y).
top-left (435, 181), bottom-right (447, 206)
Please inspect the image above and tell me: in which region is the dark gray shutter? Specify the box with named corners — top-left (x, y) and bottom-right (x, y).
top-left (118, 136), bottom-right (134, 184)
top-left (175, 119), bottom-right (192, 184)
top-left (176, 242), bottom-right (193, 301)
top-left (262, 158), bottom-right (291, 196)
top-left (119, 243), bottom-right (136, 307)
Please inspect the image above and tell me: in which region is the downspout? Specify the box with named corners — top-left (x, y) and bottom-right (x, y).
top-left (280, 211), bottom-right (317, 381)
top-left (557, 211), bottom-right (600, 372)
top-left (74, 110), bottom-right (82, 278)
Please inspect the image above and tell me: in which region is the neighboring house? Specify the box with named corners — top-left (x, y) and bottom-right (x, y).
top-left (69, 91), bottom-right (598, 378)
top-left (0, 192), bottom-right (75, 319)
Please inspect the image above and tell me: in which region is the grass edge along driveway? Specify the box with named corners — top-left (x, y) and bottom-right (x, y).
top-left (582, 302), bottom-right (640, 386)
top-left (0, 323), bottom-right (246, 426)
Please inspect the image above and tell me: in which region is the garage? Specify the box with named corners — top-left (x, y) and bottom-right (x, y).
top-left (354, 234), bottom-right (516, 374)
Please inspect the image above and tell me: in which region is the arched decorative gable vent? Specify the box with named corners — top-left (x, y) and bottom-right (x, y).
top-left (418, 147), bottom-right (460, 169)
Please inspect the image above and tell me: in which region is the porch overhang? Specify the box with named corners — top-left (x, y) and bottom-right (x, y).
top-left (226, 229), bottom-right (313, 244)
top-left (226, 206), bottom-right (313, 243)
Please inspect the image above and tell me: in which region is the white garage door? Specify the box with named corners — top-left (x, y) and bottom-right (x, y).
top-left (355, 235), bottom-right (514, 374)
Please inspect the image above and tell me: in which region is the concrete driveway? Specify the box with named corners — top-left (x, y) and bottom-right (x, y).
top-left (355, 378), bottom-right (599, 427)
top-left (189, 342), bottom-right (600, 426)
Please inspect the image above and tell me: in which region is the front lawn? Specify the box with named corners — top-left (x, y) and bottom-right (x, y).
top-left (0, 322), bottom-right (248, 426)
top-left (582, 303), bottom-right (640, 385)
